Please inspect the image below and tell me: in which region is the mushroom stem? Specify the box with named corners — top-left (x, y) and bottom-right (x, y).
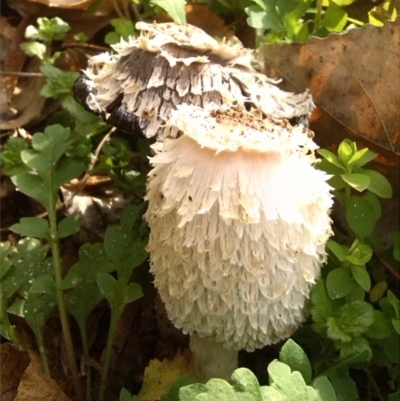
top-left (190, 333), bottom-right (238, 383)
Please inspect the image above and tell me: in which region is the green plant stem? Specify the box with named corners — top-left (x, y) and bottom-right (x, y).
top-left (315, 0), bottom-right (323, 27)
top-left (48, 202), bottom-right (83, 401)
top-left (79, 322), bottom-right (92, 401)
top-left (388, 0), bottom-right (396, 17)
top-left (36, 331), bottom-right (51, 375)
top-left (98, 301), bottom-right (125, 401)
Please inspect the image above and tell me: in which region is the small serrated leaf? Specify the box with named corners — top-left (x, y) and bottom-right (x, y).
top-left (125, 282), bottom-right (143, 305)
top-left (10, 217), bottom-right (50, 239)
top-left (97, 272), bottom-right (117, 303)
top-left (30, 274), bottom-right (56, 294)
top-left (58, 216), bottom-right (80, 238)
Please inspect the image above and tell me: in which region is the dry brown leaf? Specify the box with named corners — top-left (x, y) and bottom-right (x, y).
top-left (0, 343), bottom-right (30, 401)
top-left (0, 343), bottom-right (71, 401)
top-left (262, 18), bottom-right (400, 159)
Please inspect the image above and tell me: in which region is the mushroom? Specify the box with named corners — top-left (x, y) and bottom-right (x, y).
top-left (144, 104), bottom-right (333, 380)
top-left (74, 22), bottom-right (314, 138)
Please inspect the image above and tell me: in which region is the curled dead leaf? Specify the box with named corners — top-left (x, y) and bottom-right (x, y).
top-left (262, 18), bottom-right (400, 159)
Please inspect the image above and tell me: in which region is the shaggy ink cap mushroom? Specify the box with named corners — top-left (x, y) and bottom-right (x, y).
top-left (145, 104), bottom-right (333, 351)
top-left (76, 22), bottom-right (314, 138)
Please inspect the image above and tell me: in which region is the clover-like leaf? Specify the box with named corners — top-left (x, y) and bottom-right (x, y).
top-left (58, 216), bottom-right (80, 238)
top-left (279, 339), bottom-right (312, 384)
top-left (10, 217), bottom-right (50, 239)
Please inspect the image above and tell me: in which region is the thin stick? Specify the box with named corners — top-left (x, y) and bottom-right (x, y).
top-left (0, 71), bottom-right (43, 77)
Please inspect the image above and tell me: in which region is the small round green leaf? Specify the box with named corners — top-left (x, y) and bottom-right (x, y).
top-left (358, 169), bottom-right (393, 198)
top-left (326, 269), bottom-right (354, 299)
top-left (346, 197), bottom-right (376, 238)
top-left (327, 240), bottom-right (347, 262)
top-left (350, 265), bottom-right (371, 292)
top-left (341, 173), bottom-right (370, 192)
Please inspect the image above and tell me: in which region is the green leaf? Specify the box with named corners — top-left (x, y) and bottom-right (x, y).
top-left (327, 301), bottom-right (374, 342)
top-left (245, 4), bottom-right (286, 31)
top-left (365, 310), bottom-right (393, 339)
top-left (326, 269), bottom-right (354, 299)
top-left (317, 149), bottom-right (345, 170)
top-left (65, 281), bottom-right (104, 330)
top-left (161, 375), bottom-right (193, 401)
top-left (29, 274), bottom-right (56, 294)
top-left (347, 148), bottom-right (376, 169)
top-left (267, 360), bottom-right (309, 400)
top-left (362, 192), bottom-right (381, 220)
top-left (58, 216), bottom-right (80, 238)
top-left (327, 241), bottom-right (347, 262)
top-left (388, 392), bottom-right (400, 401)
top-left (341, 174), bottom-right (370, 192)
top-left (337, 141), bottom-right (354, 166)
top-left (387, 290), bottom-right (400, 318)
top-left (311, 279), bottom-right (341, 334)
top-left (40, 66), bottom-right (79, 100)
top-left (179, 383), bottom-right (207, 400)
top-left (339, 337), bottom-right (372, 362)
top-left (11, 173), bottom-right (48, 209)
top-left (383, 333), bottom-right (400, 363)
top-left (23, 290), bottom-right (57, 348)
top-left (350, 265), bottom-right (371, 292)
top-left (10, 217), bottom-right (50, 239)
top-left (330, 367), bottom-right (358, 401)
top-left (25, 17), bottom-right (70, 42)
top-left (346, 196), bottom-right (376, 238)
top-left (125, 282), bottom-right (143, 305)
top-left (97, 272), bottom-right (117, 303)
top-left (313, 376), bottom-right (337, 401)
top-left (119, 388), bottom-right (139, 401)
top-left (345, 283), bottom-right (365, 303)
top-left (1, 238), bottom-right (50, 299)
top-left (104, 225), bottom-right (148, 270)
top-left (151, 0), bottom-right (187, 24)
top-left (322, 1), bottom-right (348, 32)
top-left (20, 41), bottom-right (47, 59)
top-left (357, 168), bottom-right (393, 198)
top-left (61, 96), bottom-right (99, 124)
top-left (279, 339), bottom-right (312, 384)
top-left (0, 137), bottom-right (30, 176)
top-left (54, 158), bottom-right (85, 188)
top-left (62, 243), bottom-right (114, 288)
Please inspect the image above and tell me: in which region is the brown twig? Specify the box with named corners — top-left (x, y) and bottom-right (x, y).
top-left (375, 250), bottom-right (400, 281)
top-left (0, 71), bottom-right (43, 77)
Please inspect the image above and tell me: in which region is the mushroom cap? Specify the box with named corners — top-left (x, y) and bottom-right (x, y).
top-left (145, 105), bottom-right (333, 351)
top-left (77, 22), bottom-right (314, 137)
